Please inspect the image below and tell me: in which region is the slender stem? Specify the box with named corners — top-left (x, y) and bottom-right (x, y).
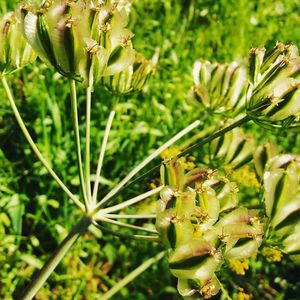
top-left (105, 115), bottom-right (252, 205)
top-left (91, 119), bottom-right (200, 213)
top-left (97, 216), bottom-right (157, 233)
top-left (104, 214), bottom-right (156, 219)
top-left (178, 115), bottom-right (251, 158)
top-left (94, 186), bottom-right (163, 218)
top-left (85, 85), bottom-right (92, 203)
top-left (101, 251), bottom-right (165, 300)
top-left (21, 217), bottom-right (92, 300)
top-left (69, 79), bottom-right (89, 209)
top-left (92, 220), bottom-right (159, 242)
top-left (1, 76), bottom-right (84, 211)
top-left (92, 110), bottom-right (115, 206)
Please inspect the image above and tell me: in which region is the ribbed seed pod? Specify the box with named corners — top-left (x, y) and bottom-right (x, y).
top-left (20, 0), bottom-right (135, 85)
top-left (191, 60), bottom-right (248, 116)
top-left (254, 142), bottom-right (277, 180)
top-left (210, 126), bottom-right (255, 170)
top-left (156, 159), bottom-right (264, 298)
top-left (247, 43), bottom-right (300, 130)
top-left (263, 155), bottom-right (300, 263)
top-left (0, 11), bottom-right (36, 75)
top-left (102, 52), bottom-right (154, 95)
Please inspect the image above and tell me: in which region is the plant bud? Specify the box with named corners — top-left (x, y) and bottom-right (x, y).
top-left (191, 60), bottom-right (247, 116)
top-left (247, 43), bottom-right (300, 130)
top-left (263, 155), bottom-right (300, 263)
top-left (0, 11), bottom-right (36, 75)
top-left (102, 52), bottom-right (154, 95)
top-left (210, 126), bottom-right (255, 170)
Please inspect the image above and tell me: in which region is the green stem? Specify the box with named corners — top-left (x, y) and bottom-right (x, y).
top-left (21, 217), bottom-right (92, 300)
top-left (92, 110), bottom-right (115, 206)
top-left (101, 251), bottom-right (165, 300)
top-left (106, 115), bottom-right (251, 205)
top-left (86, 85), bottom-right (92, 203)
top-left (94, 186), bottom-right (163, 217)
top-left (92, 220), bottom-right (159, 242)
top-left (1, 76), bottom-right (84, 211)
top-left (69, 79), bottom-right (89, 209)
top-left (97, 216), bottom-right (157, 233)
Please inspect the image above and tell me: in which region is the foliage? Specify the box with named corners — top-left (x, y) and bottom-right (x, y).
top-left (0, 0), bottom-right (300, 299)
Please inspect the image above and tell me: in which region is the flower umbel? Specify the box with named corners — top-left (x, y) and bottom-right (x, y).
top-left (247, 43), bottom-right (300, 130)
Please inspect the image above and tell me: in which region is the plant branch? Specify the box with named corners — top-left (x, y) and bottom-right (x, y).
top-left (92, 221), bottom-right (159, 242)
top-left (85, 85), bottom-right (92, 203)
top-left (91, 119), bottom-right (201, 212)
top-left (92, 110), bottom-right (115, 206)
top-left (69, 79), bottom-right (89, 209)
top-left (103, 115), bottom-right (251, 206)
top-left (1, 76), bottom-right (84, 211)
top-left (104, 214), bottom-right (156, 219)
top-left (21, 217), bottom-right (92, 300)
top-left (101, 251), bottom-right (165, 300)
top-left (94, 186), bottom-right (163, 217)
top-left (97, 216), bottom-right (157, 233)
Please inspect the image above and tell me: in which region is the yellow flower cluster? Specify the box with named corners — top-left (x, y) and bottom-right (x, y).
top-left (228, 258), bottom-right (249, 275)
top-left (262, 247), bottom-right (282, 263)
top-left (237, 288), bottom-right (252, 300)
top-left (160, 147), bottom-right (196, 170)
top-left (230, 165), bottom-right (260, 191)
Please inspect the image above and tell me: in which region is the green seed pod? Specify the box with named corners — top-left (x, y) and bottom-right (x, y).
top-left (157, 160), bottom-right (261, 299)
top-left (191, 60), bottom-right (248, 116)
top-left (253, 142), bottom-right (277, 180)
top-left (20, 1), bottom-right (136, 85)
top-left (80, 2), bottom-right (135, 86)
top-left (0, 11), bottom-right (36, 75)
top-left (210, 126), bottom-right (255, 170)
top-left (263, 155), bottom-right (300, 263)
top-left (102, 52), bottom-right (154, 95)
top-left (20, 0), bottom-right (86, 79)
top-left (247, 43), bottom-right (300, 130)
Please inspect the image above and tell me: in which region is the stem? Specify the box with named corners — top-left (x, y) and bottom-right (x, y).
top-left (69, 79), bottom-right (89, 209)
top-left (107, 115), bottom-right (251, 204)
top-left (178, 115), bottom-right (251, 158)
top-left (92, 220), bottom-right (159, 242)
top-left (94, 186), bottom-right (163, 217)
top-left (97, 216), bottom-right (157, 233)
top-left (101, 251), bottom-right (165, 300)
top-left (86, 85), bottom-right (92, 203)
top-left (92, 110), bottom-right (115, 206)
top-left (21, 217), bottom-right (92, 300)
top-left (91, 119), bottom-right (200, 213)
top-left (104, 214), bottom-right (156, 219)
top-left (1, 76), bottom-right (84, 211)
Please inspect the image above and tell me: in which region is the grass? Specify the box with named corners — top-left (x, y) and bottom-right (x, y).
top-left (1, 0), bottom-right (300, 299)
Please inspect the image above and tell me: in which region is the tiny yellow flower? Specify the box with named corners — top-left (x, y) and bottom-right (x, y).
top-left (228, 258), bottom-right (249, 275)
top-left (237, 288), bottom-right (252, 300)
top-left (262, 247), bottom-right (282, 263)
